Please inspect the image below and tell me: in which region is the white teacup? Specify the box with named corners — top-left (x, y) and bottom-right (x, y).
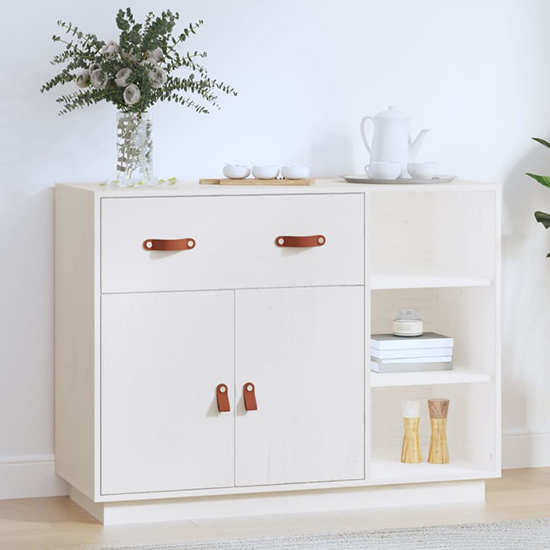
top-left (281, 165), bottom-right (310, 179)
top-left (252, 165), bottom-right (280, 179)
top-left (407, 162), bottom-right (437, 180)
top-left (223, 164), bottom-right (251, 179)
top-left (367, 162), bottom-right (402, 180)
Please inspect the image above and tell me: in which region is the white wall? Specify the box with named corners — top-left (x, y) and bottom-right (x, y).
top-left (1, 0), bottom-right (550, 497)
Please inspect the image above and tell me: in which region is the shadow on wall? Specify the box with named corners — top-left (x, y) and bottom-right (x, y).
top-left (310, 134), bottom-right (355, 178)
top-left (502, 141), bottom-right (550, 436)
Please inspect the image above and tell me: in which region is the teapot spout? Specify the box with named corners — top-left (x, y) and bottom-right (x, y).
top-left (409, 129), bottom-right (429, 161)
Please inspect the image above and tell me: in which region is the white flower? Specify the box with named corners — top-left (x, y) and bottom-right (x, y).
top-left (140, 57), bottom-right (157, 68)
top-left (121, 50), bottom-right (137, 63)
top-left (149, 47), bottom-right (164, 61)
top-left (90, 69), bottom-right (108, 89)
top-left (123, 83), bottom-right (141, 105)
top-left (89, 62), bottom-right (101, 74)
top-left (115, 68), bottom-right (132, 87)
top-left (76, 69), bottom-right (90, 88)
top-left (100, 40), bottom-right (120, 57)
top-left (148, 66), bottom-right (167, 89)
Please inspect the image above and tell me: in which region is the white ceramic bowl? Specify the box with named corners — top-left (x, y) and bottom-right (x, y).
top-left (281, 165), bottom-right (310, 180)
top-left (252, 165), bottom-right (280, 179)
top-left (407, 162), bottom-right (437, 180)
top-left (368, 162), bottom-right (402, 180)
top-left (223, 164), bottom-right (251, 179)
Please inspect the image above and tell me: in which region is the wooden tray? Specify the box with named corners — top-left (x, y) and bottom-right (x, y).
top-left (200, 178), bottom-right (315, 186)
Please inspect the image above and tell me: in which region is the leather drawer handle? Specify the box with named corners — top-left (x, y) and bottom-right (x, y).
top-left (216, 383), bottom-right (230, 412)
top-left (275, 235), bottom-right (326, 248)
top-left (243, 382), bottom-right (258, 411)
top-left (143, 238), bottom-right (196, 251)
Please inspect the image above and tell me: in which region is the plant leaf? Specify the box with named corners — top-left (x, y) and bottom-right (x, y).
top-left (533, 137), bottom-right (550, 150)
top-left (526, 173), bottom-right (550, 189)
top-left (535, 211), bottom-right (550, 229)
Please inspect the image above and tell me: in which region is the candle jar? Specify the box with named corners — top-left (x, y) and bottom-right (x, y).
top-left (392, 309), bottom-right (423, 337)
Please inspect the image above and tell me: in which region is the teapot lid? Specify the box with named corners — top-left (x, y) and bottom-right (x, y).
top-left (375, 105), bottom-right (410, 120)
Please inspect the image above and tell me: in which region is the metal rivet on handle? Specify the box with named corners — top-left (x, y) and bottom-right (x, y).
top-left (188, 240), bottom-right (195, 248)
top-left (247, 385), bottom-right (253, 392)
top-left (277, 238), bottom-right (284, 245)
top-left (146, 241), bottom-right (153, 249)
top-left (318, 237), bottom-right (325, 244)
top-left (219, 385), bottom-right (226, 393)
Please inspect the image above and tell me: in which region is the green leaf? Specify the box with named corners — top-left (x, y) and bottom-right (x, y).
top-left (533, 137), bottom-right (550, 150)
top-left (526, 173), bottom-right (550, 189)
top-left (535, 211), bottom-right (550, 229)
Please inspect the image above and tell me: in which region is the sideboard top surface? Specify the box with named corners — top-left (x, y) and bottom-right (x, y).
top-left (56, 179), bottom-right (500, 198)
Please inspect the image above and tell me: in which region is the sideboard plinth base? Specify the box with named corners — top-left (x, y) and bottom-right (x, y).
top-left (69, 480), bottom-right (485, 525)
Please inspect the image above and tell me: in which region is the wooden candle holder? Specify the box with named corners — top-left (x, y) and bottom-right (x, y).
top-left (428, 398), bottom-right (450, 464)
top-left (401, 400), bottom-right (422, 464)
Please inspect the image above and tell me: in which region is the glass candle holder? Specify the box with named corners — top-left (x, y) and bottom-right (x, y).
top-left (393, 309), bottom-right (423, 337)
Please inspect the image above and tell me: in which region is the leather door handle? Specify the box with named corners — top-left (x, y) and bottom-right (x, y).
top-left (216, 384), bottom-right (230, 412)
top-left (243, 382), bottom-right (258, 411)
top-left (275, 235), bottom-right (326, 247)
top-left (143, 238), bottom-right (196, 251)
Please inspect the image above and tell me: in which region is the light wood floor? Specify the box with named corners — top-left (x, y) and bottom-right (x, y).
top-left (0, 468), bottom-right (549, 550)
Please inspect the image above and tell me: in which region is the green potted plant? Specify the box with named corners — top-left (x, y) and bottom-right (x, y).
top-left (527, 138), bottom-right (550, 256)
top-left (42, 8), bottom-right (237, 186)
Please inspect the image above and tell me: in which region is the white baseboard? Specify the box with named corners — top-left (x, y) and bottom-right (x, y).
top-left (0, 435), bottom-right (547, 502)
top-left (502, 430), bottom-right (550, 469)
top-left (0, 454), bottom-right (68, 500)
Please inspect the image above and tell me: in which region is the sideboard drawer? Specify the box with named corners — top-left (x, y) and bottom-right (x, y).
top-left (101, 194), bottom-right (364, 293)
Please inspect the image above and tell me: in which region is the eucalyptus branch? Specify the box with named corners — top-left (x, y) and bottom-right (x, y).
top-left (42, 8), bottom-right (237, 117)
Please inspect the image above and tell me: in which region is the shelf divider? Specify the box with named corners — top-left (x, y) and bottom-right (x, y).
top-left (371, 273), bottom-right (493, 290)
top-left (370, 369), bottom-right (492, 388)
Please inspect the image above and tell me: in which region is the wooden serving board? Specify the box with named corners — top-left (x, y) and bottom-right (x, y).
top-left (200, 178), bottom-right (315, 186)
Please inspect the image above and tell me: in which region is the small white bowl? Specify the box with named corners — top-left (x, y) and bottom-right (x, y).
top-left (407, 162), bottom-right (437, 180)
top-left (223, 164), bottom-right (250, 179)
top-left (368, 162), bottom-right (402, 180)
top-left (252, 165), bottom-right (280, 179)
top-left (281, 165), bottom-right (310, 180)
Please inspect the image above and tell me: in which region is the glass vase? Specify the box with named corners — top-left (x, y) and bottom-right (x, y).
top-left (115, 111), bottom-right (156, 186)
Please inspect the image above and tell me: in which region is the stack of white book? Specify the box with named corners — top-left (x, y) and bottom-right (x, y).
top-left (370, 333), bottom-right (454, 374)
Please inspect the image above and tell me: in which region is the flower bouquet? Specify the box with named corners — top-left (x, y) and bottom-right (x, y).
top-left (42, 8), bottom-right (237, 185)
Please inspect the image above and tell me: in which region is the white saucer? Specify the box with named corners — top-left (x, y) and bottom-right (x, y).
top-left (342, 175), bottom-right (457, 184)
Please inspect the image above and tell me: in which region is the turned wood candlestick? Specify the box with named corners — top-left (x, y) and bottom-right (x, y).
top-left (401, 400), bottom-right (422, 464)
top-left (428, 398), bottom-right (450, 464)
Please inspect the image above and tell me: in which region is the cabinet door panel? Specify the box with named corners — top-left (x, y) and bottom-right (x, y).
top-left (235, 287), bottom-right (365, 486)
top-left (101, 291), bottom-right (234, 495)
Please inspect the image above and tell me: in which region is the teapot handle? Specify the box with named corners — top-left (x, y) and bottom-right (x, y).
top-left (360, 116), bottom-right (374, 154)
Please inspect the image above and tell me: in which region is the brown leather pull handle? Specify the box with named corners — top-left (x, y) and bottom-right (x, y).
top-left (275, 235), bottom-right (326, 248)
top-left (143, 238), bottom-right (196, 251)
top-left (216, 384), bottom-right (230, 412)
top-left (243, 382), bottom-right (258, 411)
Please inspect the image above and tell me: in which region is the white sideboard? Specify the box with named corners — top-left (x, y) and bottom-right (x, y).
top-left (55, 179), bottom-right (501, 524)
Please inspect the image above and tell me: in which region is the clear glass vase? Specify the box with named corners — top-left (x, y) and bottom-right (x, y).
top-left (115, 111), bottom-right (156, 186)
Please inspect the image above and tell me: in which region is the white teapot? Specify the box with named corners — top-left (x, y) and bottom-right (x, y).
top-left (361, 106), bottom-right (429, 178)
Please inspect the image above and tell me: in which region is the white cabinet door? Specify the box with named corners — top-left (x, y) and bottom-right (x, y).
top-left (101, 291), bottom-right (234, 495)
top-left (235, 287), bottom-right (365, 487)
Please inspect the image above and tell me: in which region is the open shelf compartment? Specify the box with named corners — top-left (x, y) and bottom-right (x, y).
top-left (369, 188), bottom-right (498, 288)
top-left (370, 286), bottom-right (497, 385)
top-left (368, 384), bottom-right (498, 485)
